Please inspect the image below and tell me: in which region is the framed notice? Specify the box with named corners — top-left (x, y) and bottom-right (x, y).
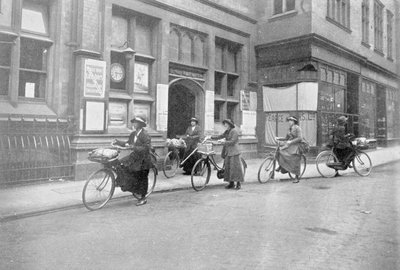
top-left (134, 62), bottom-right (149, 93)
top-left (84, 59), bottom-right (106, 98)
top-left (84, 101), bottom-right (106, 132)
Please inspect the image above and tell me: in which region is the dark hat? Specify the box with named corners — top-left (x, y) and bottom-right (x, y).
top-left (286, 116), bottom-right (299, 124)
top-left (190, 117), bottom-right (199, 123)
top-left (222, 119), bottom-right (235, 128)
top-left (337, 116), bottom-right (348, 125)
top-left (130, 115), bottom-right (147, 127)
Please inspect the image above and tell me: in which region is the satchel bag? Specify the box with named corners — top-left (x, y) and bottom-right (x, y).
top-left (298, 139), bottom-right (310, 154)
top-left (217, 168), bottom-right (225, 179)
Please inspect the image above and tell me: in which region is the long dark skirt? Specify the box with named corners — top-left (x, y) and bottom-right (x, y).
top-left (182, 146), bottom-right (201, 173)
top-left (118, 169), bottom-right (148, 197)
top-left (333, 147), bottom-right (354, 164)
top-left (223, 154), bottom-right (244, 183)
top-left (278, 144), bottom-right (301, 176)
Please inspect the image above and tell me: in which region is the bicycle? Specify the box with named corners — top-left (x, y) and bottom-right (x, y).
top-left (316, 136), bottom-right (372, 178)
top-left (257, 139), bottom-right (307, 183)
top-left (162, 140), bottom-right (199, 178)
top-left (190, 139), bottom-right (247, 191)
top-left (82, 145), bottom-right (158, 211)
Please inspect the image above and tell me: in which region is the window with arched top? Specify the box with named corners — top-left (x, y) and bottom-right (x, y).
top-left (169, 29), bottom-right (180, 62)
top-left (181, 33), bottom-right (192, 64)
top-left (193, 35), bottom-right (204, 66)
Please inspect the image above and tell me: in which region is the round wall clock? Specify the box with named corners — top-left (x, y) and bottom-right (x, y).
top-left (110, 63), bottom-right (125, 83)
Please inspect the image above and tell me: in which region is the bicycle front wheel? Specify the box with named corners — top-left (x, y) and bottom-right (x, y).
top-left (316, 151), bottom-right (338, 178)
top-left (289, 155), bottom-right (307, 180)
top-left (257, 156), bottom-right (275, 183)
top-left (132, 167), bottom-right (158, 199)
top-left (163, 151), bottom-right (180, 178)
top-left (352, 151), bottom-right (372, 177)
top-left (191, 159), bottom-right (211, 191)
top-left (82, 168), bottom-right (115, 211)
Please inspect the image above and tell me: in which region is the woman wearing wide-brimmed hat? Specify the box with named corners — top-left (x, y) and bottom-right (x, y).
top-left (181, 117), bottom-right (202, 175)
top-left (207, 119), bottom-right (244, 189)
top-left (113, 115), bottom-right (152, 206)
top-left (275, 116), bottom-right (303, 183)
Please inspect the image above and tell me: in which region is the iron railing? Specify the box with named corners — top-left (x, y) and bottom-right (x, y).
top-left (0, 115), bottom-right (74, 186)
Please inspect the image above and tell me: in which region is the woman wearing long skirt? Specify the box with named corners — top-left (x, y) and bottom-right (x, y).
top-left (208, 119), bottom-right (244, 190)
top-left (276, 116), bottom-right (303, 183)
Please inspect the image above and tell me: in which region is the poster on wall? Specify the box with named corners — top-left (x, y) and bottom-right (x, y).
top-left (83, 59), bottom-right (106, 98)
top-left (108, 101), bottom-right (127, 128)
top-left (205, 90), bottom-right (215, 133)
top-left (156, 84), bottom-right (169, 131)
top-left (84, 101), bottom-right (106, 132)
top-left (134, 103), bottom-right (151, 123)
top-left (241, 110), bottom-right (256, 137)
top-left (134, 62), bottom-right (149, 93)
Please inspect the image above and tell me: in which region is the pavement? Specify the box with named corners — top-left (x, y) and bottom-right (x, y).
top-left (1, 145), bottom-right (400, 222)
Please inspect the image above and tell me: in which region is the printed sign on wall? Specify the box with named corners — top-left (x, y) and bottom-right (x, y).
top-left (84, 59), bottom-right (106, 98)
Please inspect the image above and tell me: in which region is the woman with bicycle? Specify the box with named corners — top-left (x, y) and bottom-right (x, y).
top-left (275, 116), bottom-right (303, 183)
top-left (207, 119), bottom-right (244, 190)
top-left (181, 117), bottom-right (202, 175)
top-left (113, 116), bottom-right (152, 206)
top-left (329, 116), bottom-right (354, 170)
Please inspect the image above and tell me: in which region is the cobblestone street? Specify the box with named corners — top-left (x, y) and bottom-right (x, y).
top-left (0, 162), bottom-right (399, 270)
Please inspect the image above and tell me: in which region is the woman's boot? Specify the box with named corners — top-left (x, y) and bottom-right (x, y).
top-left (235, 182), bottom-right (241, 190)
top-left (225, 182), bottom-right (234, 189)
top-left (292, 176), bottom-right (300, 183)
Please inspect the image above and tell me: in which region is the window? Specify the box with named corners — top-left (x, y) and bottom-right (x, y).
top-left (387, 11), bottom-right (393, 59)
top-left (319, 66), bottom-right (347, 113)
top-left (359, 80), bottom-right (377, 138)
top-left (361, 0), bottom-right (369, 44)
top-left (274, 0), bottom-right (295, 15)
top-left (327, 0), bottom-right (350, 29)
top-left (0, 0), bottom-right (51, 100)
top-left (386, 88), bottom-right (399, 138)
top-left (374, 0), bottom-right (383, 52)
top-left (214, 38), bottom-right (242, 123)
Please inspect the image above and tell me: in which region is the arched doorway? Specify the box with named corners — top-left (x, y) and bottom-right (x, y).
top-left (167, 79), bottom-right (204, 138)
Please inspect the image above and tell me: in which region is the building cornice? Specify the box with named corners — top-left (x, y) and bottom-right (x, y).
top-left (256, 34), bottom-right (399, 79)
top-left (132, 0), bottom-right (251, 37)
top-left (193, 0), bottom-right (257, 24)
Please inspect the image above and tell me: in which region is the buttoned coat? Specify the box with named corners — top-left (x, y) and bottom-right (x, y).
top-left (211, 127), bottom-right (240, 157)
top-left (115, 128), bottom-right (153, 171)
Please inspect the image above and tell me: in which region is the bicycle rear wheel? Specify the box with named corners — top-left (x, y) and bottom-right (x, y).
top-left (82, 168), bottom-right (115, 211)
top-left (257, 156), bottom-right (275, 183)
top-left (289, 155), bottom-right (307, 179)
top-left (191, 159), bottom-right (211, 191)
top-left (316, 151), bottom-right (338, 178)
top-left (163, 151), bottom-right (180, 178)
top-left (352, 151), bottom-right (372, 177)
top-left (132, 167), bottom-right (158, 199)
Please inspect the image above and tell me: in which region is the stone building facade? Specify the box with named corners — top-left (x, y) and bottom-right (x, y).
top-left (0, 0), bottom-right (398, 183)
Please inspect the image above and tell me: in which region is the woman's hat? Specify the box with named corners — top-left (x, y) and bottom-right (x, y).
top-left (190, 117), bottom-right (199, 123)
top-left (286, 116), bottom-right (299, 124)
top-left (337, 116), bottom-right (348, 124)
top-left (130, 115), bottom-right (147, 127)
top-left (222, 119), bottom-right (235, 128)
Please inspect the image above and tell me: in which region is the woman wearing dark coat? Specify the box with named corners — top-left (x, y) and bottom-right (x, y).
top-left (182, 117), bottom-right (202, 175)
top-left (330, 116), bottom-right (353, 166)
top-left (276, 116), bottom-right (303, 183)
top-left (113, 116), bottom-right (152, 206)
top-left (209, 119), bottom-right (244, 190)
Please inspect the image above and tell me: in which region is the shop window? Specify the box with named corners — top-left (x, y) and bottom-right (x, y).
top-left (214, 101), bottom-right (223, 122)
top-left (227, 103), bottom-right (237, 122)
top-left (0, 40), bottom-right (11, 96)
top-left (215, 44), bottom-right (223, 70)
top-left (21, 1), bottom-right (49, 35)
top-left (135, 16), bottom-right (153, 55)
top-left (18, 38), bottom-right (48, 98)
top-left (111, 15), bottom-right (128, 48)
top-left (169, 29), bottom-right (179, 62)
top-left (227, 74), bottom-right (238, 97)
top-left (214, 72), bottom-right (224, 95)
top-left (359, 80), bottom-right (377, 138)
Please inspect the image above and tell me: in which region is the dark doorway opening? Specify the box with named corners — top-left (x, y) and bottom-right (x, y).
top-left (167, 84), bottom-right (195, 138)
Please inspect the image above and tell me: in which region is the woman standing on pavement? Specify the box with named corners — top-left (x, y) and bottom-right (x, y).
top-left (275, 116), bottom-right (303, 183)
top-left (207, 119), bottom-right (244, 190)
top-left (113, 116), bottom-right (152, 206)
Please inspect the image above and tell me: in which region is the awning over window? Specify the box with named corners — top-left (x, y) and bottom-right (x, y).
top-left (263, 82), bottom-right (318, 112)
